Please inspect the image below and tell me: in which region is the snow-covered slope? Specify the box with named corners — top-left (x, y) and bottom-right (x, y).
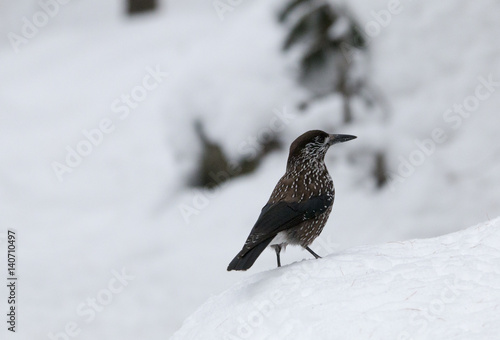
top-left (171, 217), bottom-right (500, 340)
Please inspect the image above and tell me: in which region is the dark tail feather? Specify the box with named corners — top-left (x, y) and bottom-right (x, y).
top-left (227, 239), bottom-right (273, 271)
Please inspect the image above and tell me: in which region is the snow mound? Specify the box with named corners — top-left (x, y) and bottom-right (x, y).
top-left (171, 218), bottom-right (500, 340)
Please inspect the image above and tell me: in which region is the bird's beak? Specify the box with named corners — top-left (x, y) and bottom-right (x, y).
top-left (328, 134), bottom-right (357, 145)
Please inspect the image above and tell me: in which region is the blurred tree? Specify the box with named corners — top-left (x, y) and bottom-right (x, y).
top-left (373, 151), bottom-right (388, 188)
top-left (193, 121), bottom-right (280, 188)
top-left (127, 0), bottom-right (157, 15)
top-left (280, 0), bottom-right (389, 188)
top-left (279, 0), bottom-right (366, 123)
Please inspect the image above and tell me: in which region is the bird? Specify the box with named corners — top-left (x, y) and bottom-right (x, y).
top-left (227, 130), bottom-right (356, 271)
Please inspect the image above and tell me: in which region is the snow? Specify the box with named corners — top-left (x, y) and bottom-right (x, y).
top-left (1, 0), bottom-right (500, 339)
top-left (171, 217), bottom-right (500, 340)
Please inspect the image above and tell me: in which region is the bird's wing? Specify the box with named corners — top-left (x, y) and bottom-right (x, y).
top-left (240, 194), bottom-right (333, 253)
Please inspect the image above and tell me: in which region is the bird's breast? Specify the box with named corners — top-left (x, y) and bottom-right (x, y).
top-left (269, 167), bottom-right (334, 204)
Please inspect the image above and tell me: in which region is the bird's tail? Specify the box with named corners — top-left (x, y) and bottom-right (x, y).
top-left (227, 238), bottom-right (273, 271)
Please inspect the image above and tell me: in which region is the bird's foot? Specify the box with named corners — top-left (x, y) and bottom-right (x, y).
top-left (305, 246), bottom-right (321, 259)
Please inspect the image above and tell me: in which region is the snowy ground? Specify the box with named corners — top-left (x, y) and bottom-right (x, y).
top-left (1, 0), bottom-right (500, 339)
top-left (172, 217), bottom-right (500, 340)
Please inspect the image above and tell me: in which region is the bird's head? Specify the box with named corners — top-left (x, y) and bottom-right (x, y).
top-left (287, 130), bottom-right (356, 168)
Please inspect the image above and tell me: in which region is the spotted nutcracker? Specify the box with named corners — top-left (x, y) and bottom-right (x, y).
top-left (227, 130), bottom-right (356, 271)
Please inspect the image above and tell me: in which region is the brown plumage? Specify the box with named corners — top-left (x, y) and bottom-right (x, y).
top-left (227, 130), bottom-right (356, 271)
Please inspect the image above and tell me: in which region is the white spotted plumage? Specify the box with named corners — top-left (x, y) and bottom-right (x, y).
top-left (268, 134), bottom-right (335, 248)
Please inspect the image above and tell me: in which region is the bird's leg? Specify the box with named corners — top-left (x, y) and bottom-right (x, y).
top-left (305, 246), bottom-right (321, 259)
top-left (274, 245), bottom-right (282, 267)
